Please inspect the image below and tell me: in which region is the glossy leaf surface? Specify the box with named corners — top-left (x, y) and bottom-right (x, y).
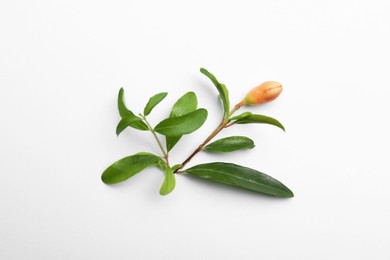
top-left (143, 92), bottom-right (168, 116)
top-left (234, 114), bottom-right (285, 131)
top-left (159, 167), bottom-right (176, 195)
top-left (155, 109), bottom-right (208, 136)
top-left (102, 153), bottom-right (162, 184)
top-left (185, 162), bottom-right (293, 198)
top-left (200, 68), bottom-right (230, 119)
top-left (166, 92), bottom-right (198, 151)
top-left (204, 136), bottom-right (255, 153)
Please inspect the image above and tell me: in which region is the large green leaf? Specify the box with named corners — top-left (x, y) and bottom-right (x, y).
top-left (143, 92), bottom-right (168, 116)
top-left (200, 68), bottom-right (230, 119)
top-left (102, 153), bottom-right (163, 184)
top-left (155, 109), bottom-right (208, 136)
top-left (234, 114), bottom-right (285, 131)
top-left (185, 162), bottom-right (293, 198)
top-left (117, 88), bottom-right (148, 131)
top-left (159, 167), bottom-right (176, 195)
top-left (204, 136), bottom-right (255, 153)
top-left (166, 92), bottom-right (198, 151)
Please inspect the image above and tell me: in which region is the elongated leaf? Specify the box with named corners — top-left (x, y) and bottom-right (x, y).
top-left (204, 136), bottom-right (255, 153)
top-left (234, 114), bottom-right (285, 131)
top-left (117, 88), bottom-right (149, 131)
top-left (159, 167), bottom-right (176, 195)
top-left (143, 92), bottom-right (168, 116)
top-left (185, 162), bottom-right (293, 198)
top-left (102, 153), bottom-right (163, 184)
top-left (118, 88), bottom-right (133, 118)
top-left (166, 92), bottom-right (198, 151)
top-left (116, 115), bottom-right (148, 132)
top-left (155, 109), bottom-right (208, 136)
top-left (200, 68), bottom-right (230, 119)
top-left (229, 112), bottom-right (252, 121)
top-left (116, 117), bottom-right (143, 136)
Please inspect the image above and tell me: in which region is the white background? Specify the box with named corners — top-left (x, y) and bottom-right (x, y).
top-left (1, 0), bottom-right (390, 259)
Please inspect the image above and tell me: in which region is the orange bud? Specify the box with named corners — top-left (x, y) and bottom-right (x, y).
top-left (242, 81), bottom-right (282, 106)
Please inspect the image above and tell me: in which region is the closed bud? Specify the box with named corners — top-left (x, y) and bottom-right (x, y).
top-left (242, 81), bottom-right (282, 106)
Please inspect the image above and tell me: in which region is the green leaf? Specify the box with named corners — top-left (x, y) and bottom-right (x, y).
top-left (166, 92), bottom-right (198, 151)
top-left (170, 92), bottom-right (198, 117)
top-left (102, 153), bottom-right (163, 184)
top-left (159, 167), bottom-right (176, 195)
top-left (166, 136), bottom-right (181, 152)
top-left (155, 109), bottom-right (208, 136)
top-left (234, 114), bottom-right (285, 131)
top-left (229, 112), bottom-right (252, 121)
top-left (143, 92), bottom-right (168, 116)
top-left (116, 115), bottom-right (148, 133)
top-left (204, 136), bottom-right (255, 153)
top-left (116, 117), bottom-right (143, 136)
top-left (185, 162), bottom-right (293, 198)
top-left (118, 88), bottom-right (133, 118)
top-left (117, 88), bottom-right (149, 131)
top-left (200, 68), bottom-right (230, 119)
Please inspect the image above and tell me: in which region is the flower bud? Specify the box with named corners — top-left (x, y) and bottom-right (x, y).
top-left (242, 81), bottom-right (282, 106)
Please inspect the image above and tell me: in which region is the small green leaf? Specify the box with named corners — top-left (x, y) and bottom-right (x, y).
top-left (185, 163), bottom-right (293, 198)
top-left (102, 153), bottom-right (163, 184)
top-left (117, 88), bottom-right (149, 131)
top-left (200, 68), bottom-right (230, 119)
top-left (118, 88), bottom-right (133, 118)
top-left (160, 167), bottom-right (176, 195)
top-left (116, 117), bottom-right (143, 136)
top-left (229, 112), bottom-right (252, 121)
top-left (204, 136), bottom-right (255, 153)
top-left (166, 92), bottom-right (198, 151)
top-left (143, 92), bottom-right (168, 116)
top-left (116, 115), bottom-right (148, 133)
top-left (155, 109), bottom-right (208, 136)
top-left (234, 114), bottom-right (285, 131)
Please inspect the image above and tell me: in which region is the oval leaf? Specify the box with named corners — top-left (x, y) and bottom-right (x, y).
top-left (200, 68), bottom-right (230, 119)
top-left (143, 92), bottom-right (168, 116)
top-left (102, 153), bottom-right (163, 184)
top-left (185, 162), bottom-right (293, 198)
top-left (170, 92), bottom-right (198, 117)
top-left (155, 109), bottom-right (208, 136)
top-left (234, 114), bottom-right (285, 131)
top-left (159, 167), bottom-right (176, 195)
top-left (204, 136), bottom-right (255, 153)
top-left (166, 92), bottom-right (198, 151)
